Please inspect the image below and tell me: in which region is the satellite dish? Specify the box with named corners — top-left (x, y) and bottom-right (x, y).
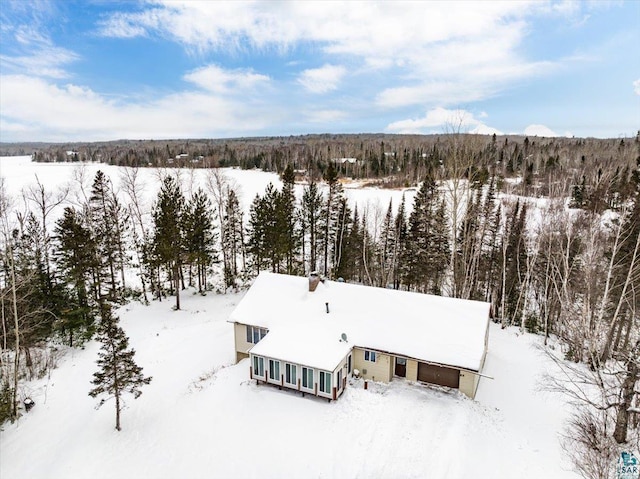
top-left (341, 333), bottom-right (348, 342)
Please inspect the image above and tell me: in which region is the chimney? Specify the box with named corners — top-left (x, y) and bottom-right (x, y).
top-left (309, 272), bottom-right (320, 292)
top-left (325, 302), bottom-right (330, 314)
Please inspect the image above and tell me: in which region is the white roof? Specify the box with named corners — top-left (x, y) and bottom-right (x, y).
top-left (231, 272), bottom-right (490, 373)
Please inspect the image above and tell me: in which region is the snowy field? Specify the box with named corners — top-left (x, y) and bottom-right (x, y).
top-left (0, 155), bottom-right (579, 478)
top-left (0, 156), bottom-right (417, 223)
top-left (0, 290), bottom-right (578, 479)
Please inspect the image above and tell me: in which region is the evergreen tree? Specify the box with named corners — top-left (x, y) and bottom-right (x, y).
top-left (222, 188), bottom-right (244, 287)
top-left (332, 197), bottom-right (352, 280)
top-left (152, 176), bottom-right (185, 309)
top-left (246, 183), bottom-right (285, 273)
top-left (183, 188), bottom-right (217, 293)
top-left (499, 200), bottom-right (529, 324)
top-left (89, 304), bottom-right (151, 431)
top-left (301, 181), bottom-right (324, 273)
top-left (392, 195), bottom-right (408, 289)
top-left (403, 176), bottom-right (450, 293)
top-left (54, 207), bottom-right (97, 345)
top-left (321, 162), bottom-right (344, 277)
top-left (377, 199), bottom-right (396, 287)
top-left (334, 205), bottom-right (360, 282)
top-left (88, 171), bottom-right (130, 301)
top-left (279, 165), bottom-right (299, 274)
top-left (247, 193), bottom-right (267, 274)
top-left (89, 171), bottom-right (119, 299)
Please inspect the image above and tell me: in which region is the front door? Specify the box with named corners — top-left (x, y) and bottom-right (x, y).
top-left (395, 357), bottom-right (407, 377)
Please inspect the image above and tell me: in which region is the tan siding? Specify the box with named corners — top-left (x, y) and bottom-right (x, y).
top-left (236, 351), bottom-right (249, 363)
top-left (353, 348), bottom-right (392, 382)
top-left (459, 371), bottom-right (475, 398)
top-left (406, 359), bottom-right (418, 382)
top-left (234, 323), bottom-right (254, 362)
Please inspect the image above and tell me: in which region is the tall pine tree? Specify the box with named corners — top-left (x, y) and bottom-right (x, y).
top-left (152, 176), bottom-right (184, 309)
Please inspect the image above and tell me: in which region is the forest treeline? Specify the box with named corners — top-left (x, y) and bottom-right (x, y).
top-left (7, 132), bottom-right (638, 205)
top-left (1, 132), bottom-right (639, 474)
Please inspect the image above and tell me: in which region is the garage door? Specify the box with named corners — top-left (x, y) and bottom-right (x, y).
top-left (417, 363), bottom-right (460, 389)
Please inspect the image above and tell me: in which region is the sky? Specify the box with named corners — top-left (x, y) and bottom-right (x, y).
top-left (0, 0), bottom-right (638, 143)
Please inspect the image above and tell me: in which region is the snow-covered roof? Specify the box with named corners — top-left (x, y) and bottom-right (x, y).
top-left (230, 272), bottom-right (490, 373)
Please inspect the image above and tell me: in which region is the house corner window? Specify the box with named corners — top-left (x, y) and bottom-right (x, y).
top-left (319, 371), bottom-right (332, 393)
top-left (364, 350), bottom-right (376, 362)
top-left (246, 325), bottom-right (268, 344)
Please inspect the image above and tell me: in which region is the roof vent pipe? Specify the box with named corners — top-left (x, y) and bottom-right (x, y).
top-left (309, 272), bottom-right (320, 292)
top-left (326, 302), bottom-right (330, 314)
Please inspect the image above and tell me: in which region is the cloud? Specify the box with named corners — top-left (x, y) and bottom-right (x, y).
top-left (96, 13), bottom-right (148, 39)
top-left (305, 109), bottom-right (347, 123)
top-left (0, 25), bottom-right (79, 79)
top-left (523, 124), bottom-right (558, 137)
top-left (183, 64), bottom-right (270, 94)
top-left (0, 74), bottom-right (276, 142)
top-left (634, 78), bottom-right (640, 95)
top-left (298, 64), bottom-right (346, 93)
top-left (96, 1), bottom-right (558, 107)
top-left (386, 107), bottom-right (502, 135)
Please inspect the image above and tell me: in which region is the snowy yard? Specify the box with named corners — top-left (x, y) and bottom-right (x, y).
top-left (1, 290), bottom-right (578, 479)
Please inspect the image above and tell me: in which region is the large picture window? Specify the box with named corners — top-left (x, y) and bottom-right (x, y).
top-left (246, 325), bottom-right (268, 344)
top-left (302, 367), bottom-right (313, 389)
top-left (253, 356), bottom-right (264, 377)
top-left (319, 371), bottom-right (332, 393)
top-left (285, 363), bottom-right (297, 385)
top-left (268, 359), bottom-right (280, 381)
top-left (364, 350), bottom-right (376, 362)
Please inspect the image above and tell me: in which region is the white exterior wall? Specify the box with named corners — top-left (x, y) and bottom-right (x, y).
top-left (249, 351), bottom-right (351, 400)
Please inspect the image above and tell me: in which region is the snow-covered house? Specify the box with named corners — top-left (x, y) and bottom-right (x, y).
top-left (229, 272), bottom-right (491, 400)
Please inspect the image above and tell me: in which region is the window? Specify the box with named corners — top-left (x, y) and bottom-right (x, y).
top-left (337, 370), bottom-right (342, 390)
top-left (285, 363), bottom-right (297, 385)
top-left (302, 367), bottom-right (313, 389)
top-left (319, 371), bottom-right (332, 393)
top-left (246, 326), bottom-right (268, 344)
top-left (348, 354), bottom-right (352, 373)
top-left (253, 356), bottom-right (264, 377)
top-left (364, 350), bottom-right (376, 362)
top-left (268, 359), bottom-right (280, 381)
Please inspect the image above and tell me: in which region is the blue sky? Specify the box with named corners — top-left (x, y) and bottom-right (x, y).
top-left (0, 0), bottom-right (638, 142)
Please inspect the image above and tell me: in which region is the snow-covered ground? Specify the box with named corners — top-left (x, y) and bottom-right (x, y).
top-left (1, 289), bottom-right (578, 479)
top-left (1, 155), bottom-right (579, 478)
top-left (0, 156), bottom-right (417, 223)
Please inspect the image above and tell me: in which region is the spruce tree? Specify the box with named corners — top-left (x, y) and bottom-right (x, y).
top-left (279, 165), bottom-right (299, 274)
top-left (393, 195), bottom-right (408, 289)
top-left (222, 188), bottom-right (244, 287)
top-left (54, 207), bottom-right (98, 345)
top-left (89, 304), bottom-right (151, 431)
top-left (321, 162), bottom-right (344, 277)
top-left (247, 192), bottom-right (269, 273)
top-left (89, 171), bottom-right (118, 299)
top-left (183, 188), bottom-right (216, 293)
top-left (301, 181), bottom-right (324, 273)
top-left (377, 199), bottom-right (396, 287)
top-left (152, 176), bottom-right (184, 309)
top-left (403, 175), bottom-right (449, 293)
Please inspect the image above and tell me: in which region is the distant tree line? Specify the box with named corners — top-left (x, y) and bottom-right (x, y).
top-left (25, 133), bottom-right (639, 203)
